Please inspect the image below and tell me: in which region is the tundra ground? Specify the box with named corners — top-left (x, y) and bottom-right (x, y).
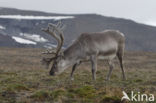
top-left (0, 48), bottom-right (155, 103)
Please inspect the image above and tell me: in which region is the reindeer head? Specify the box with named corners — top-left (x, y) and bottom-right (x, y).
top-left (42, 21), bottom-right (67, 76)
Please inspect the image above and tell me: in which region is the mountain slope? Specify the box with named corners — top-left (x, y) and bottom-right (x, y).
top-left (0, 7), bottom-right (156, 51)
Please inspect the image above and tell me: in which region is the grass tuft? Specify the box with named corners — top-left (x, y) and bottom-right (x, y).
top-left (68, 85), bottom-right (96, 99)
top-left (30, 90), bottom-right (50, 101)
top-left (100, 96), bottom-right (121, 103)
top-left (5, 83), bottom-right (30, 92)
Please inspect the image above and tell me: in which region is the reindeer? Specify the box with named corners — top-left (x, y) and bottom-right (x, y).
top-left (41, 22), bottom-right (126, 81)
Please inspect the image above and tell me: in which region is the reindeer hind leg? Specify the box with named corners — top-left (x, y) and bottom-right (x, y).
top-left (117, 46), bottom-right (126, 80)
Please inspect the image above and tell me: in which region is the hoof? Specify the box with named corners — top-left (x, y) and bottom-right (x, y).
top-left (70, 78), bottom-right (74, 81)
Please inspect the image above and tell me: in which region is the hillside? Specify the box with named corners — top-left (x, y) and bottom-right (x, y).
top-left (0, 7), bottom-right (156, 51)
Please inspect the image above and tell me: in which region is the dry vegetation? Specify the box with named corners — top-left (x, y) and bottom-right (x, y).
top-left (0, 47), bottom-right (156, 103)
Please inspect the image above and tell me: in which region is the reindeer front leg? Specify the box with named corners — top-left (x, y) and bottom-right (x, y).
top-left (106, 60), bottom-right (114, 81)
top-left (70, 61), bottom-right (82, 80)
top-left (90, 55), bottom-right (97, 80)
top-left (70, 63), bottom-right (78, 80)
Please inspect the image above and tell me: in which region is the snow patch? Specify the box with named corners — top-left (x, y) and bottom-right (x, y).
top-left (44, 43), bottom-right (65, 49)
top-left (0, 25), bottom-right (5, 30)
top-left (44, 43), bottom-right (57, 49)
top-left (12, 36), bottom-right (36, 45)
top-left (20, 33), bottom-right (48, 43)
top-left (145, 21), bottom-right (156, 26)
top-left (0, 15), bottom-right (74, 20)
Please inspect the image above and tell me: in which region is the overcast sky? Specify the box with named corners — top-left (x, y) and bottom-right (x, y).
top-left (0, 0), bottom-right (156, 26)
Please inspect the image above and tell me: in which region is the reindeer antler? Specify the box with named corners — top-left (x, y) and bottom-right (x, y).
top-left (42, 21), bottom-right (65, 56)
top-left (48, 21), bottom-right (66, 32)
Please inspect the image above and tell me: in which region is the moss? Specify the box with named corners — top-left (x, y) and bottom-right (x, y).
top-left (50, 89), bottom-right (66, 99)
top-left (100, 96), bottom-right (121, 103)
top-left (69, 85), bottom-right (96, 99)
top-left (111, 74), bottom-right (118, 79)
top-left (30, 90), bottom-right (50, 101)
top-left (30, 89), bottom-right (66, 101)
top-left (134, 79), bottom-right (143, 83)
top-left (5, 83), bottom-right (29, 92)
